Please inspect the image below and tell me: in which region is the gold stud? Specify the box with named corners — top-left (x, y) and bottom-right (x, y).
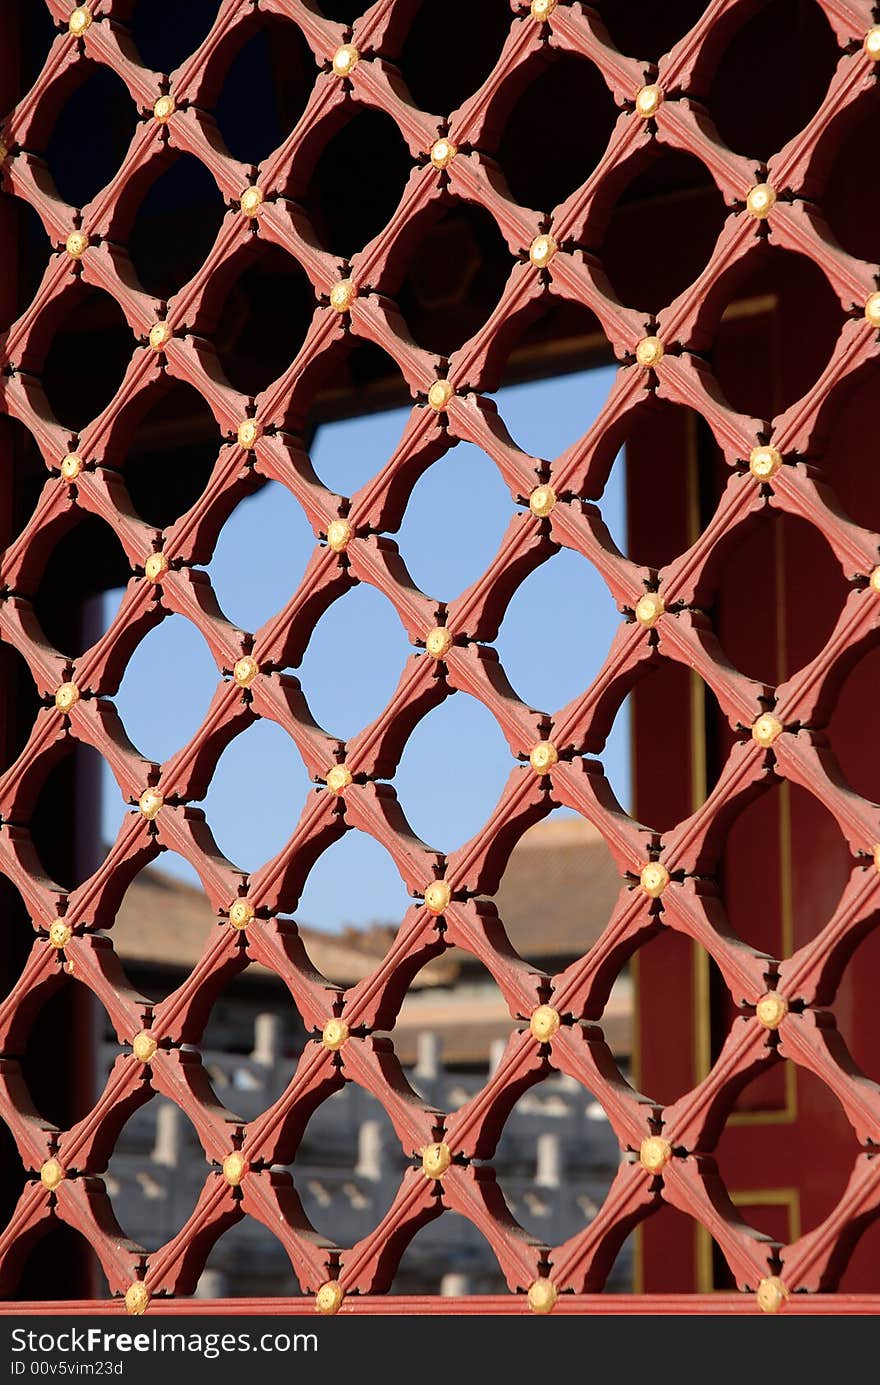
top-left (635, 592), bottom-right (664, 628)
top-left (0, 140), bottom-right (7, 165)
top-left (428, 378), bottom-right (454, 411)
top-left (425, 880), bottom-right (452, 915)
top-left (756, 1276), bottom-right (788, 1314)
top-left (233, 655), bottom-right (258, 687)
top-left (322, 1017), bottom-right (350, 1051)
top-left (422, 1141), bottom-right (452, 1179)
top-left (640, 862), bottom-right (669, 898)
top-left (132, 1030), bottom-right (158, 1063)
top-left (40, 1157), bottom-right (65, 1190)
top-left (327, 518), bottom-right (352, 552)
top-left (329, 278), bottom-right (356, 313)
top-left (870, 567), bottom-right (880, 592)
top-left (153, 94), bottom-right (175, 124)
top-left (144, 552), bottom-right (169, 584)
top-left (639, 1135), bottom-right (672, 1172)
top-left (746, 183), bottom-right (776, 219)
top-left (529, 1005), bottom-right (561, 1043)
top-left (60, 453), bottom-right (83, 481)
top-left (332, 44), bottom-right (359, 77)
top-left (315, 1280), bottom-right (344, 1315)
top-left (49, 919), bottom-right (72, 949)
top-left (529, 484), bottom-right (556, 518)
top-left (65, 230), bottom-right (89, 260)
top-left (54, 681), bottom-right (80, 712)
top-left (138, 788), bottom-right (163, 820)
top-left (326, 765), bottom-right (352, 796)
top-left (229, 899), bottom-right (255, 931)
top-left (426, 626), bottom-right (453, 659)
top-left (529, 234), bottom-right (557, 269)
top-left (635, 84), bottom-right (663, 118)
top-left (756, 992), bottom-right (788, 1030)
top-left (222, 1151), bottom-right (247, 1186)
top-left (237, 418), bottom-right (261, 450)
top-left (68, 7), bottom-right (92, 36)
top-left (752, 713), bottom-right (783, 748)
top-left (749, 445), bottom-right (782, 480)
top-left (873, 843), bottom-right (880, 871)
top-left (527, 1277), bottom-right (558, 1313)
top-left (530, 741), bottom-right (558, 775)
top-left (430, 138), bottom-right (457, 170)
top-left (865, 26), bottom-right (880, 60)
top-left (240, 185), bottom-right (263, 218)
top-left (635, 335), bottom-right (664, 368)
top-left (125, 1283), bottom-right (150, 1316)
top-left (148, 321), bottom-right (172, 352)
top-left (865, 292), bottom-right (880, 327)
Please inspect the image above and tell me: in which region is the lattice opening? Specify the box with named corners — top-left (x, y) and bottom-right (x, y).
top-left (211, 242), bottom-right (315, 396)
top-left (17, 1224), bottom-right (110, 1303)
top-left (389, 1212), bottom-right (503, 1295)
top-left (130, 0), bottom-right (218, 74)
top-left (33, 515), bottom-right (129, 656)
top-left (213, 17), bottom-right (314, 167)
top-left (493, 357), bottom-right (617, 459)
top-left (33, 742), bottom-right (126, 891)
top-left (22, 981), bottom-right (104, 1127)
top-left (595, 0), bottom-right (710, 64)
top-left (306, 109), bottom-right (412, 261)
top-left (199, 1215), bottom-right (298, 1297)
top-left (203, 720), bottom-right (313, 874)
top-left (207, 480), bottom-right (314, 630)
top-left (397, 441), bottom-right (511, 596)
top-left (105, 1102), bottom-right (206, 1255)
top-left (0, 876), bottom-right (35, 1007)
top-left (39, 285), bottom-right (133, 432)
top-left (122, 381), bottom-right (220, 529)
top-left (310, 393), bottom-right (414, 497)
top-left (0, 197), bottom-right (49, 332)
top-left (126, 153), bottom-right (227, 301)
top-left (600, 151), bottom-right (728, 314)
top-left (42, 64), bottom-right (137, 208)
top-left (496, 54), bottom-right (617, 212)
top-left (823, 95), bottom-right (880, 262)
top-left (295, 829), bottom-right (413, 934)
top-left (0, 417), bottom-right (45, 544)
top-left (296, 1083), bottom-right (404, 1246)
top-left (399, 0), bottom-right (513, 115)
top-left (708, 0), bottom-right (839, 162)
top-left (831, 645), bottom-right (880, 803)
top-left (115, 616), bottom-right (219, 763)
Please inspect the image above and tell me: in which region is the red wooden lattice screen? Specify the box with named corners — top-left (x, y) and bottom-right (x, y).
top-left (1, 0), bottom-right (880, 1316)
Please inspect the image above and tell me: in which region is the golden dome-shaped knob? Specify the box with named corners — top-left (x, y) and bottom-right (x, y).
top-left (529, 1004), bottom-right (561, 1043)
top-left (422, 1141), bottom-right (452, 1179)
top-left (756, 1275), bottom-right (788, 1314)
top-left (69, 7), bottom-right (92, 37)
top-left (148, 321), bottom-right (172, 352)
top-left (530, 741), bottom-right (558, 775)
top-left (326, 765), bottom-right (353, 796)
top-left (530, 0), bottom-right (557, 19)
top-left (315, 1280), bottom-right (344, 1315)
top-left (332, 44), bottom-right (359, 77)
top-left (640, 862), bottom-right (669, 898)
top-left (746, 183), bottom-right (776, 219)
top-left (49, 919), bottom-right (72, 949)
top-left (322, 1017), bottom-right (350, 1051)
top-left (40, 1157), bottom-right (65, 1190)
top-left (237, 418), bottom-right (261, 449)
top-left (240, 185), bottom-right (263, 218)
top-left (65, 230), bottom-right (89, 260)
top-left (749, 445), bottom-right (782, 480)
top-left (426, 626), bottom-right (454, 659)
top-left (529, 484), bottom-right (556, 518)
top-left (865, 26), bottom-right (880, 59)
top-left (636, 336), bottom-right (664, 368)
top-left (639, 1135), bottom-right (672, 1172)
top-left (138, 788), bottom-right (164, 820)
top-left (233, 655), bottom-right (258, 687)
top-left (752, 713), bottom-right (783, 748)
top-left (756, 992), bottom-right (788, 1030)
top-left (229, 899), bottom-right (255, 931)
top-left (428, 378), bottom-right (454, 411)
top-left (153, 94), bottom-right (175, 124)
top-left (425, 880), bottom-right (452, 915)
top-left (635, 84), bottom-right (663, 118)
top-left (132, 1030), bottom-right (158, 1063)
top-left (54, 682), bottom-right (80, 712)
top-left (527, 1277), bottom-right (558, 1313)
top-left (60, 453), bottom-right (83, 481)
top-left (144, 552), bottom-right (169, 583)
top-left (635, 592), bottom-right (664, 628)
top-left (870, 567), bottom-right (880, 592)
top-left (222, 1151), bottom-right (247, 1186)
top-left (330, 278), bottom-right (356, 313)
top-left (327, 518), bottom-right (352, 552)
top-left (430, 138), bottom-right (456, 170)
top-left (529, 234), bottom-right (557, 268)
top-left (865, 292), bottom-right (880, 327)
top-left (125, 1282), bottom-right (150, 1316)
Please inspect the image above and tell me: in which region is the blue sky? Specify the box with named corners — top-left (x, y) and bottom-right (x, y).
top-left (101, 364), bottom-right (628, 930)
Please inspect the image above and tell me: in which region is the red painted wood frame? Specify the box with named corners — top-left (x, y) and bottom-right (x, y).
top-left (2, 0), bottom-right (880, 1316)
